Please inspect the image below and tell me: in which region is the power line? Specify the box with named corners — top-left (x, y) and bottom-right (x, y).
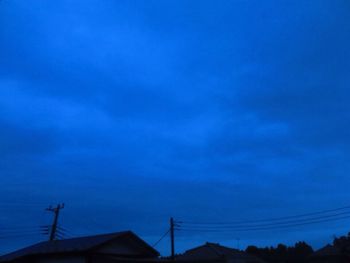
top-left (0, 232), bottom-right (42, 239)
top-left (177, 214), bottom-right (350, 232)
top-left (0, 225), bottom-right (42, 230)
top-left (0, 229), bottom-right (41, 235)
top-left (152, 229), bottom-right (170, 248)
top-left (57, 225), bottom-right (76, 237)
top-left (178, 205), bottom-right (350, 225)
top-left (179, 211), bottom-right (350, 229)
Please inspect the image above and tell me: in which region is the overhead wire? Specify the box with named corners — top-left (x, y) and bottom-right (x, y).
top-left (0, 232), bottom-right (42, 239)
top-left (178, 205), bottom-right (350, 225)
top-left (178, 211), bottom-right (350, 229)
top-left (177, 215), bottom-right (350, 232)
top-left (152, 229), bottom-right (170, 248)
top-left (176, 205), bottom-right (350, 233)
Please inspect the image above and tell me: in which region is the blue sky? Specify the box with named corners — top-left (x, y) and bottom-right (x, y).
top-left (1, 0), bottom-right (350, 256)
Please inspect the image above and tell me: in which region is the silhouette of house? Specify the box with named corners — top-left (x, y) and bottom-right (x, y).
top-left (309, 244), bottom-right (350, 263)
top-left (0, 231), bottom-right (160, 263)
top-left (176, 242), bottom-right (265, 263)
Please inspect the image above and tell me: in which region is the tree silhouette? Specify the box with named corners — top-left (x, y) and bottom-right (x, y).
top-left (246, 242), bottom-right (313, 263)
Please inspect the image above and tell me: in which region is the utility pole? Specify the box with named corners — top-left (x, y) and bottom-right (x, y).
top-left (170, 217), bottom-right (175, 261)
top-left (46, 203), bottom-right (64, 241)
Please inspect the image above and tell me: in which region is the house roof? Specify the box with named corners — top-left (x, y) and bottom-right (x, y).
top-left (177, 242), bottom-right (265, 262)
top-left (0, 231), bottom-right (159, 262)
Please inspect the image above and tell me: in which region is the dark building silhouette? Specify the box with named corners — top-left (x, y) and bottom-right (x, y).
top-left (176, 242), bottom-right (265, 263)
top-left (0, 231), bottom-right (160, 263)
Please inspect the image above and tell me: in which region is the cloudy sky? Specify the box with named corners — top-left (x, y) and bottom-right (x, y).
top-left (1, 0), bottom-right (350, 256)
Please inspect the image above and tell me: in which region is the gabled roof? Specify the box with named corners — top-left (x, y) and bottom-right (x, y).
top-left (0, 231), bottom-right (159, 262)
top-left (177, 242), bottom-right (265, 262)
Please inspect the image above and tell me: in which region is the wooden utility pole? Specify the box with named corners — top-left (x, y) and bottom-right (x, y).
top-left (46, 203), bottom-right (64, 241)
top-left (170, 217), bottom-right (175, 261)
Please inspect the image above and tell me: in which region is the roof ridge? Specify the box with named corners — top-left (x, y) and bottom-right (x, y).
top-left (41, 230), bottom-right (132, 243)
top-left (206, 242), bottom-right (224, 257)
top-left (0, 231), bottom-right (136, 262)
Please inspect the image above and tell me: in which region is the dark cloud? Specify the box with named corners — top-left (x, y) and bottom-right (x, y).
top-left (1, 0), bottom-right (350, 256)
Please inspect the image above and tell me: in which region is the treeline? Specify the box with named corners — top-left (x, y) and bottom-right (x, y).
top-left (245, 232), bottom-right (350, 262)
top-left (333, 232), bottom-right (350, 254)
top-left (245, 241), bottom-right (313, 263)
